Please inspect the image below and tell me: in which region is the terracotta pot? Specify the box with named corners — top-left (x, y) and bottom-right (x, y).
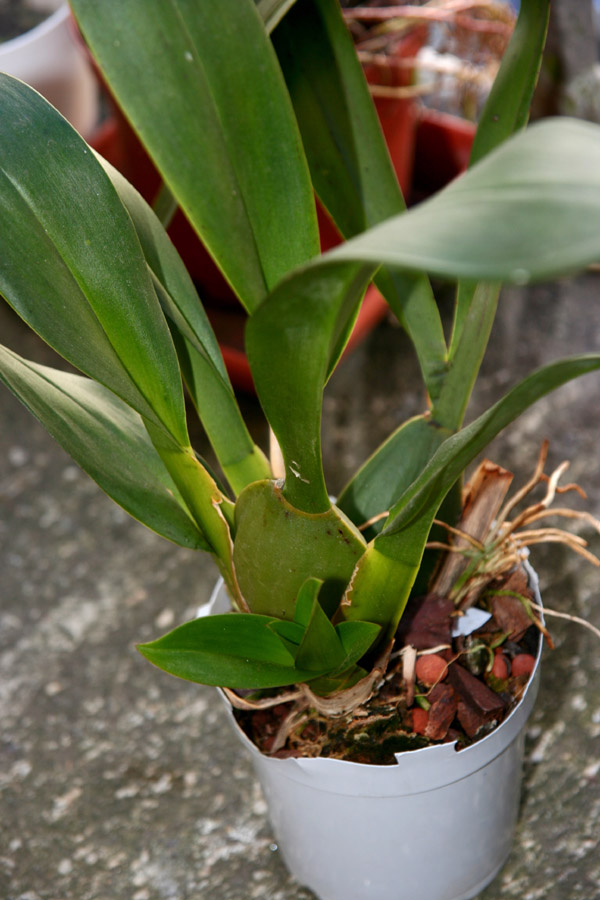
top-left (206, 562), bottom-right (543, 900)
top-left (412, 108), bottom-right (477, 202)
top-left (361, 25), bottom-right (427, 199)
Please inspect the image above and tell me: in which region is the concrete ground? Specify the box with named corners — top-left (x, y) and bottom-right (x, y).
top-left (1, 278), bottom-right (600, 900)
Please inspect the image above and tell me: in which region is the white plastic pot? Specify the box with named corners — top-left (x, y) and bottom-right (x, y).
top-left (207, 565), bottom-right (543, 900)
top-left (0, 2), bottom-right (98, 137)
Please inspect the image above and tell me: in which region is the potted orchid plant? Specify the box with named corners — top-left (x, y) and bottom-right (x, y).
top-left (1, 0), bottom-right (599, 897)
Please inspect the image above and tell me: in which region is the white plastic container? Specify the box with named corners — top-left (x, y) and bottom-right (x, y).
top-left (0, 3), bottom-right (98, 137)
top-left (208, 568), bottom-right (543, 900)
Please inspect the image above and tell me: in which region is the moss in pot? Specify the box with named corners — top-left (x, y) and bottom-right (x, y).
top-left (0, 1), bottom-right (599, 897)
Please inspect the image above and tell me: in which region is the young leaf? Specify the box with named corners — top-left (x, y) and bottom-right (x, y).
top-left (267, 618), bottom-right (305, 658)
top-left (138, 613), bottom-right (332, 689)
top-left (334, 621), bottom-right (381, 672)
top-left (294, 578), bottom-right (347, 672)
top-left (433, 282), bottom-right (500, 430)
top-left (71, 0), bottom-right (319, 312)
top-left (0, 347), bottom-right (206, 550)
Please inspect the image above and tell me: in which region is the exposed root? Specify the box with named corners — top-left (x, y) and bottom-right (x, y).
top-left (430, 445), bottom-right (600, 612)
top-left (271, 703), bottom-right (310, 755)
top-left (222, 687), bottom-right (302, 711)
top-left (402, 645), bottom-right (417, 707)
top-left (299, 640), bottom-right (394, 718)
top-left (528, 602), bottom-right (600, 643)
top-left (358, 510), bottom-right (390, 532)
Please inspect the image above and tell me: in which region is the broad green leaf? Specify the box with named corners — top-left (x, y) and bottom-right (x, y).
top-left (246, 262), bottom-right (375, 513)
top-left (273, 0), bottom-right (403, 238)
top-left (71, 0), bottom-right (319, 312)
top-left (337, 415), bottom-right (451, 535)
top-left (99, 157), bottom-right (271, 494)
top-left (138, 613), bottom-right (332, 689)
top-left (233, 481), bottom-right (366, 619)
top-left (0, 347), bottom-right (206, 550)
top-left (326, 119), bottom-right (600, 284)
top-left (0, 74), bottom-right (187, 446)
top-left (273, 0), bottom-right (447, 400)
top-left (344, 354), bottom-right (600, 639)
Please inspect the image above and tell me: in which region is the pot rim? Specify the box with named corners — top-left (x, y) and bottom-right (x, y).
top-left (207, 559), bottom-right (543, 795)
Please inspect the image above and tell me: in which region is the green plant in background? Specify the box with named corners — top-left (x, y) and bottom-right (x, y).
top-left (1, 0), bottom-right (599, 705)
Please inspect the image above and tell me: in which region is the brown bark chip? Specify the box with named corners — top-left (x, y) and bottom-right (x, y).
top-left (397, 593), bottom-right (454, 650)
top-left (448, 664), bottom-right (506, 738)
top-left (424, 683), bottom-right (458, 740)
top-left (490, 569), bottom-right (534, 641)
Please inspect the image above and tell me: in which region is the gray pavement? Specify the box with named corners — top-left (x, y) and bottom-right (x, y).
top-left (1, 279), bottom-right (600, 900)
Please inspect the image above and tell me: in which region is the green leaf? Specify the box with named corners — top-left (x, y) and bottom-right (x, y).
top-left (99, 157), bottom-right (271, 494)
top-left (469, 0), bottom-right (550, 167)
top-left (327, 119), bottom-right (600, 285)
top-left (233, 481), bottom-right (366, 619)
top-left (337, 415), bottom-right (451, 535)
top-left (0, 74), bottom-right (187, 446)
top-left (0, 347), bottom-right (206, 550)
top-left (72, 0), bottom-right (319, 312)
top-left (138, 613), bottom-right (331, 689)
top-left (246, 262), bottom-right (375, 512)
top-left (273, 0), bottom-right (447, 400)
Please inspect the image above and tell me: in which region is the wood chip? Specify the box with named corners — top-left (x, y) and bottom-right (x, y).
top-left (396, 593), bottom-right (454, 650)
top-left (424, 683), bottom-right (457, 741)
top-left (447, 664), bottom-right (506, 738)
top-left (490, 568), bottom-right (533, 641)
